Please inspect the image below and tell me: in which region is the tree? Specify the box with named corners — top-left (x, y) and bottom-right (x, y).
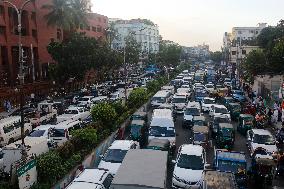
top-left (42, 0), bottom-right (88, 31)
top-left (127, 88), bottom-right (148, 108)
top-left (210, 51), bottom-right (222, 63)
top-left (125, 34), bottom-right (141, 64)
top-left (91, 103), bottom-right (117, 129)
top-left (157, 40), bottom-right (182, 67)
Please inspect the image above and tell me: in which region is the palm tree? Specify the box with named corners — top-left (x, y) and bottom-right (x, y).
top-left (42, 0), bottom-right (88, 31)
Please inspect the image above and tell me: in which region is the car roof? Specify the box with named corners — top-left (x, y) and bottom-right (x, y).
top-left (73, 168), bottom-right (108, 183)
top-left (193, 126), bottom-right (209, 133)
top-left (34, 125), bottom-right (54, 130)
top-left (203, 97), bottom-right (215, 100)
top-left (180, 144), bottom-right (203, 156)
top-left (219, 123), bottom-right (234, 129)
top-left (147, 138), bottom-right (170, 148)
top-left (109, 140), bottom-right (134, 150)
top-left (252, 129), bottom-right (272, 136)
top-left (214, 104), bottom-right (227, 109)
top-left (193, 116), bottom-right (205, 121)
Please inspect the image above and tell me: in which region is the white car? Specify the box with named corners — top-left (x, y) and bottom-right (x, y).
top-left (172, 93), bottom-right (188, 114)
top-left (172, 144), bottom-right (208, 189)
top-left (247, 129), bottom-right (277, 157)
top-left (201, 97), bottom-right (215, 112)
top-left (56, 106), bottom-right (90, 123)
top-left (98, 140), bottom-right (139, 176)
top-left (66, 168), bottom-right (113, 189)
top-left (78, 96), bottom-right (94, 108)
top-left (209, 105), bottom-right (231, 120)
top-left (205, 83), bottom-right (215, 93)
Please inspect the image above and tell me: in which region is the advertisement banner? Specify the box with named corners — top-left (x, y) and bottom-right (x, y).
top-left (17, 159), bottom-right (37, 189)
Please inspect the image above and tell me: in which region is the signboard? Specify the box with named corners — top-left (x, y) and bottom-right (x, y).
top-left (17, 159), bottom-right (37, 189)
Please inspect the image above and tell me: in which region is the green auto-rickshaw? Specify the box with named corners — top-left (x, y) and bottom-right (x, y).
top-left (228, 102), bottom-right (241, 120)
top-left (238, 114), bottom-right (254, 135)
top-left (129, 120), bottom-right (147, 145)
top-left (131, 111), bottom-right (147, 122)
top-left (216, 123), bottom-right (235, 150)
top-left (222, 97), bottom-right (235, 108)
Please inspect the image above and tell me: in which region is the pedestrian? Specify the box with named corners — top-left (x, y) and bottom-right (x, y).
top-left (31, 93), bottom-right (35, 103)
top-left (272, 108), bottom-right (279, 124)
top-left (268, 108), bottom-right (273, 125)
top-left (3, 100), bottom-right (7, 112)
top-left (6, 100), bottom-right (11, 113)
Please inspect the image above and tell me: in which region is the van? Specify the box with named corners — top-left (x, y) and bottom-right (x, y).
top-left (161, 86), bottom-right (175, 95)
top-left (0, 116), bottom-right (32, 147)
top-left (49, 120), bottom-right (83, 147)
top-left (183, 101), bottom-right (201, 128)
top-left (151, 90), bottom-right (171, 108)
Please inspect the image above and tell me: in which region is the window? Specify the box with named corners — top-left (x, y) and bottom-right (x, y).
top-left (256, 31), bottom-right (259, 34)
top-left (232, 51), bottom-right (236, 55)
top-left (31, 12), bottom-right (36, 22)
top-left (92, 26), bottom-right (96, 32)
top-left (57, 29), bottom-right (61, 40)
top-left (242, 50), bottom-right (246, 55)
top-left (86, 25), bottom-right (90, 31)
top-left (80, 24), bottom-right (84, 30)
top-left (102, 174), bottom-right (113, 188)
top-left (250, 30), bottom-right (254, 33)
top-left (103, 18), bottom-right (106, 23)
top-left (238, 31), bottom-right (242, 34)
top-left (0, 5), bottom-right (4, 16)
top-left (32, 29), bottom-right (37, 38)
top-left (0, 26), bottom-right (5, 35)
top-left (98, 17), bottom-right (101, 22)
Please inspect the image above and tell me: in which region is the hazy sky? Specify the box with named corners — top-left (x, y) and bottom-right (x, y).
top-left (91, 0), bottom-right (284, 51)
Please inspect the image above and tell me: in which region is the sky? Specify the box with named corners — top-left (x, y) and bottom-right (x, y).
top-left (91, 0), bottom-right (284, 51)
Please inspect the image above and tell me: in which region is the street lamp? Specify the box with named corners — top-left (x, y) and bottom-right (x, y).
top-left (2, 0), bottom-right (35, 159)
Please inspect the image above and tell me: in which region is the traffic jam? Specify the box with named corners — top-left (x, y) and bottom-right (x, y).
top-left (0, 62), bottom-right (283, 189)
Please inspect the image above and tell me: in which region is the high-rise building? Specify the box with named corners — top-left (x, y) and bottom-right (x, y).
top-left (110, 18), bottom-right (159, 54)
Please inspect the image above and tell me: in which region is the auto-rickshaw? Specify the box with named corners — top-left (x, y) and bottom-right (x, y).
top-left (228, 102), bottom-right (241, 120)
top-left (129, 120), bottom-right (147, 145)
top-left (192, 116), bottom-right (206, 127)
top-left (250, 158), bottom-right (276, 186)
top-left (146, 138), bottom-right (173, 156)
top-left (131, 111), bottom-right (147, 122)
top-left (238, 114), bottom-right (254, 135)
top-left (222, 97), bottom-right (235, 108)
top-left (191, 126), bottom-right (209, 149)
top-left (216, 123), bottom-right (235, 150)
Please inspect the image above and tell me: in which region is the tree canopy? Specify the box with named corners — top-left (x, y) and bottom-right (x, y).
top-left (157, 39), bottom-right (182, 67)
top-left (210, 51), bottom-right (222, 63)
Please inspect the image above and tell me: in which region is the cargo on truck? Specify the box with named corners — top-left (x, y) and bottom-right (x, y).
top-left (110, 149), bottom-right (168, 189)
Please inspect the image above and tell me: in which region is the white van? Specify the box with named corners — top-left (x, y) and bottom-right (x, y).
top-left (153, 109), bottom-right (174, 120)
top-left (172, 93), bottom-right (188, 114)
top-left (56, 106), bottom-right (90, 123)
top-left (183, 101), bottom-right (201, 128)
top-left (49, 120), bottom-right (83, 147)
top-left (151, 90), bottom-right (171, 108)
top-left (0, 116), bottom-right (32, 147)
top-left (78, 96), bottom-right (95, 108)
top-left (161, 85), bottom-right (175, 95)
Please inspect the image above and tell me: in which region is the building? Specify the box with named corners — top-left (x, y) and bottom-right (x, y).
top-left (110, 18), bottom-right (159, 54)
top-left (223, 23), bottom-right (267, 64)
top-left (0, 0), bottom-right (108, 88)
top-left (182, 44), bottom-right (210, 59)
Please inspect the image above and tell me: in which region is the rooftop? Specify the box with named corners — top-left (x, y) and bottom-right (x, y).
top-left (109, 140), bottom-right (135, 150)
top-left (180, 144), bottom-right (203, 156)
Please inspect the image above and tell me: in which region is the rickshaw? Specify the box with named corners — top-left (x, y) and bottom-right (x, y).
top-left (242, 103), bottom-right (256, 116)
top-left (131, 111), bottom-right (147, 122)
top-left (238, 114), bottom-right (254, 135)
top-left (191, 126), bottom-right (209, 149)
top-left (146, 138), bottom-right (173, 157)
top-left (129, 120), bottom-right (147, 145)
top-left (216, 123), bottom-right (235, 150)
top-left (228, 102), bottom-right (241, 121)
top-left (250, 158), bottom-right (276, 186)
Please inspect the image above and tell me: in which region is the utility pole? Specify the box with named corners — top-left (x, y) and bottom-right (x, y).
top-left (31, 44), bottom-right (35, 82)
top-left (2, 0), bottom-right (35, 160)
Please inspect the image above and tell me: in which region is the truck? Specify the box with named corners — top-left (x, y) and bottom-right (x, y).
top-left (30, 101), bottom-right (57, 127)
top-left (1, 137), bottom-right (49, 175)
top-left (110, 149), bottom-right (168, 189)
top-left (214, 149), bottom-right (247, 188)
top-left (203, 170), bottom-right (238, 189)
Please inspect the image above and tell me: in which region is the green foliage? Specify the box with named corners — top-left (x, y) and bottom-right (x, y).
top-left (157, 40), bottom-right (182, 67)
top-left (47, 33), bottom-right (123, 84)
top-left (57, 140), bottom-right (75, 159)
top-left (91, 103), bottom-right (117, 128)
top-left (242, 49), bottom-right (267, 76)
top-left (71, 127), bottom-right (98, 150)
top-left (127, 88), bottom-right (148, 109)
top-left (111, 100), bottom-right (127, 116)
top-left (42, 0), bottom-right (88, 30)
top-left (210, 51), bottom-right (222, 63)
top-left (125, 34), bottom-right (141, 64)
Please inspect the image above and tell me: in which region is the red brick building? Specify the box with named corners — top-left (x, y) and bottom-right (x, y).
top-left (0, 0), bottom-right (108, 87)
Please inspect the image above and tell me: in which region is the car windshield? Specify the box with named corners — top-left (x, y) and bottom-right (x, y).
top-left (196, 92), bottom-right (207, 97)
top-left (221, 129), bottom-right (233, 138)
top-left (131, 125), bottom-right (141, 135)
top-left (253, 134), bottom-right (275, 144)
top-left (165, 129), bottom-right (175, 137)
top-left (64, 110), bottom-right (78, 114)
top-left (79, 98), bottom-right (89, 101)
top-left (173, 97), bottom-right (186, 103)
top-left (177, 154), bottom-right (204, 170)
top-left (185, 108), bottom-right (200, 116)
top-left (194, 133), bottom-right (206, 142)
top-left (234, 91), bottom-right (244, 96)
top-left (149, 126), bottom-right (167, 136)
top-left (103, 149), bottom-right (128, 163)
top-left (204, 99), bottom-right (215, 104)
top-left (215, 117), bottom-right (230, 123)
top-left (111, 95), bottom-right (118, 99)
top-left (50, 129), bottom-right (65, 137)
top-left (215, 107), bottom-right (228, 114)
top-left (206, 85), bottom-right (214, 88)
top-left (218, 160), bottom-right (246, 173)
top-left (29, 130), bottom-right (46, 137)
top-left (194, 120), bottom-right (204, 126)
top-left (152, 97), bottom-right (166, 103)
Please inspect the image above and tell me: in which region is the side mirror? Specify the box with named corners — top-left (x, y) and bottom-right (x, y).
top-left (171, 160), bottom-right (176, 164)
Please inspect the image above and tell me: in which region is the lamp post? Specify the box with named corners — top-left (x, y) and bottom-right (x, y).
top-left (2, 0), bottom-right (35, 159)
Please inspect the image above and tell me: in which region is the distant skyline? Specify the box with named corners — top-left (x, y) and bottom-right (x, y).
top-left (91, 0), bottom-right (284, 51)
